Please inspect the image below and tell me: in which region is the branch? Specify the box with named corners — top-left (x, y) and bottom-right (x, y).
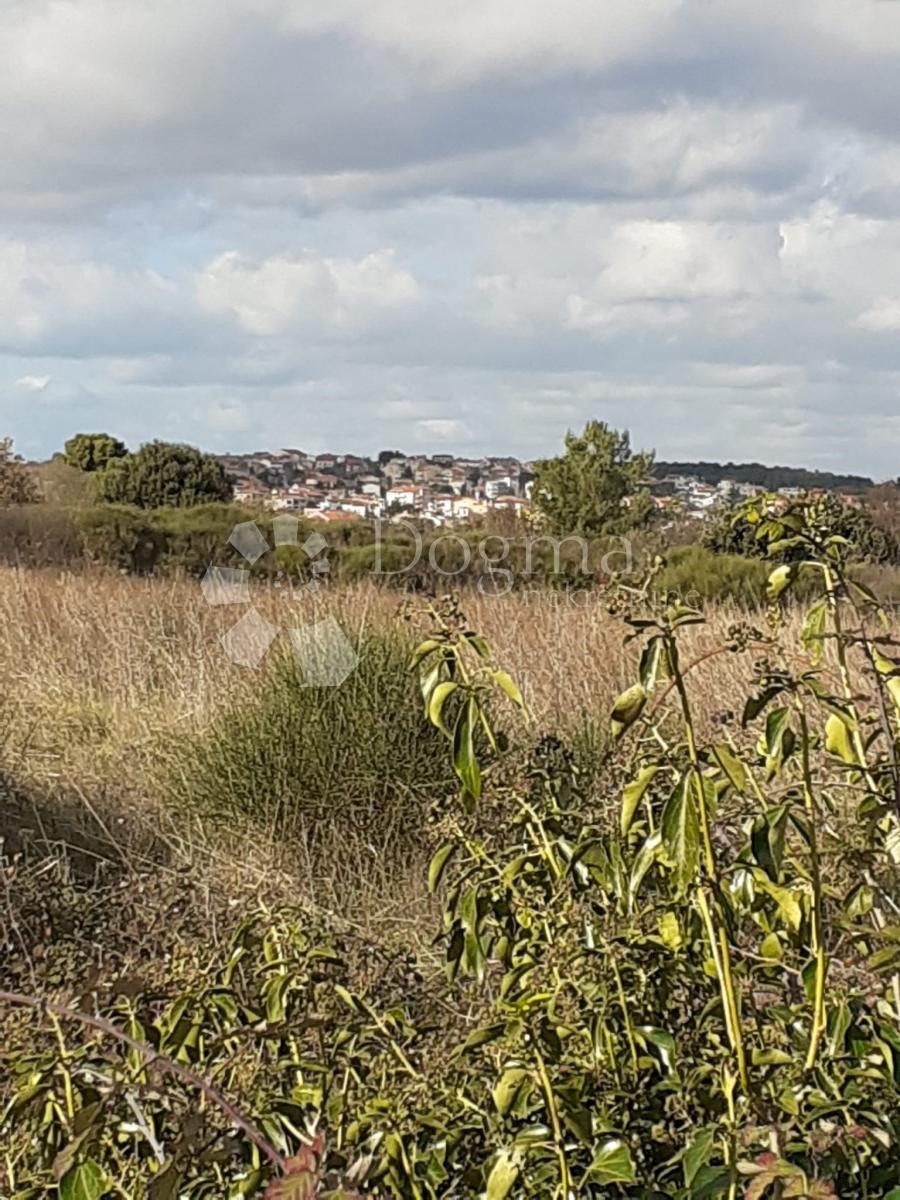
top-left (0, 989), bottom-right (287, 1172)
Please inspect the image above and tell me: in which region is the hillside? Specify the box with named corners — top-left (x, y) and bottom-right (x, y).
top-left (654, 459), bottom-right (874, 492)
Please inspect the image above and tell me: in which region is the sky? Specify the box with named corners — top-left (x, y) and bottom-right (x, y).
top-left (3, 1), bottom-right (900, 476)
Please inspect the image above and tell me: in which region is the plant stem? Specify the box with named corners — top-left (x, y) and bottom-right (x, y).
top-left (610, 956), bottom-right (639, 1074)
top-left (796, 703), bottom-right (828, 1071)
top-left (48, 1011), bottom-right (75, 1122)
top-left (671, 645), bottom-right (749, 1094)
top-left (534, 1045), bottom-right (572, 1199)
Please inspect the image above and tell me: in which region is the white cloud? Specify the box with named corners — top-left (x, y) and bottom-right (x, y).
top-left (416, 418), bottom-right (465, 440)
top-left (15, 374), bottom-right (51, 391)
top-left (855, 299), bottom-right (900, 332)
top-left (195, 248), bottom-right (418, 337)
top-left (0, 240), bottom-right (191, 356)
top-left (281, 0), bottom-right (681, 79)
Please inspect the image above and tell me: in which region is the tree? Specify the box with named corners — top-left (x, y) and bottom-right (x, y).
top-left (64, 432), bottom-right (128, 473)
top-left (704, 492), bottom-right (900, 565)
top-left (0, 437), bottom-right (39, 505)
top-left (530, 420), bottom-right (654, 536)
top-left (94, 441), bottom-right (233, 508)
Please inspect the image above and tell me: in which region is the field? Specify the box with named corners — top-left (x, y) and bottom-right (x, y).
top-left (3, 552), bottom-right (900, 1197)
top-left (0, 566), bottom-right (763, 881)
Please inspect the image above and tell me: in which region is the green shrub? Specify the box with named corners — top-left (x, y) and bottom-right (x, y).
top-left (655, 543), bottom-right (770, 605)
top-left (704, 492), bottom-right (900, 565)
top-left (75, 504), bottom-right (165, 573)
top-left (169, 632), bottom-right (454, 853)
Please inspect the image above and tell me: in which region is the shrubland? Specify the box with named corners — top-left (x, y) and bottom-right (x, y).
top-left (1, 495), bottom-right (900, 1197)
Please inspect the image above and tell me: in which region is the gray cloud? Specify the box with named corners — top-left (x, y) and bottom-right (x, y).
top-left (5, 0), bottom-right (900, 475)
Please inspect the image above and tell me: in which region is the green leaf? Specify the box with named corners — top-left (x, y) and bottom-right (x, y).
top-left (629, 830), bottom-right (662, 907)
top-left (453, 698), bottom-right (482, 800)
top-left (752, 1048), bottom-right (793, 1066)
top-left (611, 683), bottom-right (646, 740)
top-left (767, 564), bottom-right (796, 601)
top-left (460, 1022), bottom-right (505, 1052)
top-left (427, 843), bottom-right (455, 893)
top-left (409, 638), bottom-right (442, 669)
top-left (628, 830), bottom-right (667, 902)
top-left (464, 631), bottom-right (491, 659)
top-left (635, 1025), bottom-right (678, 1075)
top-left (743, 685), bottom-right (783, 726)
top-left (492, 669), bottom-right (525, 710)
top-left (661, 775), bottom-right (699, 897)
top-left (683, 1126), bottom-right (717, 1188)
top-left (754, 873), bottom-right (803, 931)
top-left (52, 1126), bottom-right (96, 1184)
top-left (588, 1139), bottom-right (636, 1186)
top-left (427, 680), bottom-right (458, 735)
top-left (621, 765), bottom-right (659, 836)
top-left (711, 742), bottom-right (746, 793)
top-left (760, 932), bottom-right (783, 961)
top-left (825, 712), bottom-right (858, 764)
top-left (667, 603), bottom-right (705, 629)
top-left (492, 1066), bottom-right (529, 1117)
top-left (486, 1150), bottom-right (520, 1200)
top-left (659, 910), bottom-right (683, 951)
top-left (751, 806), bottom-right (788, 882)
top-left (59, 1161), bottom-right (106, 1200)
top-left (148, 1163), bottom-right (182, 1200)
top-left (765, 707), bottom-right (791, 759)
top-left (639, 636), bottom-right (669, 692)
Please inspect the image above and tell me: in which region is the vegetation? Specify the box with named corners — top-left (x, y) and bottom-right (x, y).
top-left (171, 634), bottom-right (455, 849)
top-left (64, 433), bottom-right (128, 474)
top-left (0, 437), bottom-right (39, 506)
top-left (703, 493), bottom-right (900, 567)
top-left (655, 462), bottom-right (873, 494)
top-left (531, 421), bottom-right (654, 537)
top-left (93, 440), bottom-right (233, 508)
top-left (2, 495), bottom-right (900, 1196)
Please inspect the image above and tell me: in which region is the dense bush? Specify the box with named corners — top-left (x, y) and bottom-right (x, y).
top-left (63, 433), bottom-right (128, 474)
top-left (704, 492), bottom-right (900, 565)
top-left (0, 437), bottom-right (40, 506)
top-left (94, 440), bottom-right (233, 508)
top-left (3, 503), bottom-right (900, 619)
top-left (169, 633), bottom-right (455, 851)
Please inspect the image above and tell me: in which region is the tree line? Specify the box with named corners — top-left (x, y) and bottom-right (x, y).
top-left (2, 425), bottom-right (900, 566)
top-left (655, 459), bottom-right (874, 492)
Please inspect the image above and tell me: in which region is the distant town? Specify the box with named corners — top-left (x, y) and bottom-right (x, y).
top-left (217, 448), bottom-right (873, 525)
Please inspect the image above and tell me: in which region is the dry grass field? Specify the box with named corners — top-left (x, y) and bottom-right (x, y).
top-left (0, 571), bottom-right (776, 809)
top-left (0, 565), bottom-right (851, 930)
top-left (0, 567), bottom-right (758, 937)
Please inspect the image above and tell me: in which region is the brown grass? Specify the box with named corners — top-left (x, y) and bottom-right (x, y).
top-left (0, 566), bottom-right (880, 947)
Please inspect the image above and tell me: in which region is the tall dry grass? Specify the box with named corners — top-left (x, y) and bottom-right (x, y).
top-left (0, 567), bottom-right (857, 794)
top-left (0, 566), bottom-right (879, 944)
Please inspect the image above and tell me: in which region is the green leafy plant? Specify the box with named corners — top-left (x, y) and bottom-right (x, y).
top-left (3, 498), bottom-right (900, 1197)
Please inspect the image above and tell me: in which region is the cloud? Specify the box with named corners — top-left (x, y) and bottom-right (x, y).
top-left (195, 248), bottom-right (419, 337)
top-left (855, 299), bottom-right (900, 332)
top-left (16, 374), bottom-right (51, 391)
top-left (5, 1), bottom-right (900, 475)
top-left (0, 240), bottom-right (200, 357)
